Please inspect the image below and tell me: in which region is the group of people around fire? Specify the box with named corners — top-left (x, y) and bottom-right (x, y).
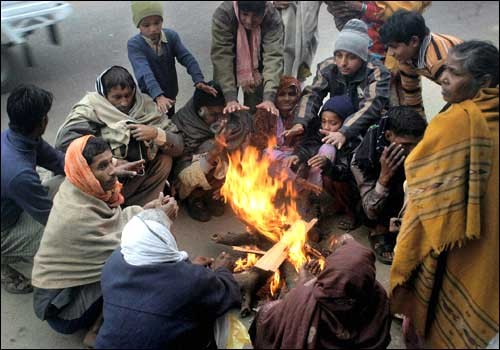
top-left (1, 1), bottom-right (498, 349)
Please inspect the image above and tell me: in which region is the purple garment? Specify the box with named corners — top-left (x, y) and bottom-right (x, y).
top-left (307, 143), bottom-right (337, 187)
top-left (276, 115), bottom-right (285, 146)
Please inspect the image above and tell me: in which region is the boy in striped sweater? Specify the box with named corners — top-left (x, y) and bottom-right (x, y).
top-left (380, 10), bottom-right (462, 116)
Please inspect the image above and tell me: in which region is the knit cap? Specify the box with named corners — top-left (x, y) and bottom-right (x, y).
top-left (131, 1), bottom-right (163, 27)
top-left (334, 19), bottom-right (371, 61)
top-left (320, 95), bottom-right (355, 121)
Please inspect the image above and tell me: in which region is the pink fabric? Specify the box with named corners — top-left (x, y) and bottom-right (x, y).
top-left (233, 1), bottom-right (263, 92)
top-left (307, 144), bottom-right (337, 187)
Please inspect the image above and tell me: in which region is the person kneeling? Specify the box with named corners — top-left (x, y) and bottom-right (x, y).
top-left (95, 205), bottom-right (241, 349)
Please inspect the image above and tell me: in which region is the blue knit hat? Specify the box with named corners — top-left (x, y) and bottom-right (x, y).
top-left (319, 95), bottom-right (355, 121)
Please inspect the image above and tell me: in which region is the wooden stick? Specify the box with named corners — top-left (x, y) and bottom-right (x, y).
top-left (255, 218), bottom-right (318, 272)
top-left (232, 246), bottom-right (266, 255)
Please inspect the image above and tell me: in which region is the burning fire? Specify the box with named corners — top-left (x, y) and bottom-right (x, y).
top-left (234, 253), bottom-right (258, 273)
top-left (221, 139), bottom-right (309, 272)
top-left (270, 271), bottom-right (280, 296)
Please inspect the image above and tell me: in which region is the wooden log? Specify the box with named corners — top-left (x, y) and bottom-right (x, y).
top-left (232, 245), bottom-right (266, 255)
top-left (210, 231), bottom-right (259, 246)
top-left (255, 218), bottom-right (318, 272)
top-left (233, 267), bottom-right (272, 317)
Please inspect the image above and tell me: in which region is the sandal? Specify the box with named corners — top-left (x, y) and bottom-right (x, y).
top-left (1, 266), bottom-right (33, 294)
top-left (368, 232), bottom-right (395, 265)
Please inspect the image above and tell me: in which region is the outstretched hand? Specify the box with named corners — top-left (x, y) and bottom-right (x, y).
top-left (223, 100), bottom-right (250, 115)
top-left (320, 130), bottom-right (346, 149)
top-left (256, 100), bottom-right (279, 116)
top-left (195, 82), bottom-right (218, 97)
top-left (111, 159), bottom-right (146, 177)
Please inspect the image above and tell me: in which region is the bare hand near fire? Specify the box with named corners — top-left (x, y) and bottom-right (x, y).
top-left (307, 155), bottom-right (328, 169)
top-left (320, 130), bottom-right (346, 149)
top-left (213, 251), bottom-right (235, 271)
top-left (283, 155), bottom-right (299, 168)
top-left (328, 233), bottom-right (354, 252)
top-left (195, 82), bottom-right (218, 97)
top-left (223, 100), bottom-right (250, 115)
top-left (192, 256), bottom-right (215, 267)
top-left (281, 123), bottom-right (304, 139)
top-left (256, 100), bottom-right (279, 116)
top-left (111, 159), bottom-right (145, 177)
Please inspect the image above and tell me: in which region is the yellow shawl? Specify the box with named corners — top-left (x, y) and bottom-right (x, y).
top-left (390, 88), bottom-right (499, 348)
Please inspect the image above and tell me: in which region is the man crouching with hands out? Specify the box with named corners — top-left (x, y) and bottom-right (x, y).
top-left (95, 196), bottom-right (241, 349)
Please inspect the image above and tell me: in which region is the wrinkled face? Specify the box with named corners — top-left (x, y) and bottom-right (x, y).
top-left (387, 37), bottom-right (420, 63)
top-left (385, 131), bottom-right (422, 156)
top-left (107, 86), bottom-right (135, 114)
top-left (89, 150), bottom-right (117, 192)
top-left (239, 10), bottom-right (264, 30)
top-left (334, 50), bottom-right (364, 76)
top-left (440, 53), bottom-right (480, 104)
top-left (199, 105), bottom-right (225, 126)
top-left (321, 111), bottom-right (343, 132)
top-left (139, 15), bottom-right (163, 43)
top-left (276, 86), bottom-right (299, 114)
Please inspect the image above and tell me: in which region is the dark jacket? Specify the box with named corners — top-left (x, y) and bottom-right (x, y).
top-left (1, 129), bottom-right (65, 230)
top-left (295, 55), bottom-right (390, 141)
top-left (293, 118), bottom-right (361, 182)
top-left (128, 28), bottom-right (205, 101)
top-left (95, 249), bottom-right (241, 350)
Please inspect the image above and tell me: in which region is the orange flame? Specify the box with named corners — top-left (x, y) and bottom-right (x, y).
top-left (221, 139), bottom-right (309, 272)
top-left (270, 270), bottom-right (280, 297)
top-left (234, 253), bottom-right (258, 273)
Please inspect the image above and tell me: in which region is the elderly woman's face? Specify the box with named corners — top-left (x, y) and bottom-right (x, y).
top-left (276, 86), bottom-right (299, 113)
top-left (440, 53), bottom-right (480, 103)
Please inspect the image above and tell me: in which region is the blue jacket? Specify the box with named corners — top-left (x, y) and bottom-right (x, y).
top-left (1, 129), bottom-right (65, 230)
top-left (127, 28), bottom-right (205, 101)
top-left (95, 249), bottom-right (241, 349)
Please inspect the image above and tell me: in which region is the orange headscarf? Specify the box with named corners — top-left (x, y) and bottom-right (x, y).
top-left (64, 135), bottom-right (124, 208)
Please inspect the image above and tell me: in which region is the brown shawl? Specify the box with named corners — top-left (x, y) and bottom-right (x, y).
top-left (250, 239), bottom-right (391, 349)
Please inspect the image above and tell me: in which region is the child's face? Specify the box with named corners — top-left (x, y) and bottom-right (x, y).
top-left (139, 15), bottom-right (163, 43)
top-left (321, 111), bottom-right (343, 132)
top-left (387, 36), bottom-right (420, 63)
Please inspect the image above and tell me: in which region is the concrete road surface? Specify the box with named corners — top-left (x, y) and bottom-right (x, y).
top-left (1, 1), bottom-right (498, 349)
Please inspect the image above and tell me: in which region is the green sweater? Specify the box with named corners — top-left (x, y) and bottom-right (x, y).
top-left (211, 1), bottom-right (284, 103)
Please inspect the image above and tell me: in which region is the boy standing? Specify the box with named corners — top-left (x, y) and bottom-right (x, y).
top-left (380, 10), bottom-right (462, 116)
top-left (128, 1), bottom-right (217, 116)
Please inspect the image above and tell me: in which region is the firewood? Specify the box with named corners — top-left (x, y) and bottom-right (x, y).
top-left (233, 267), bottom-right (272, 317)
top-left (231, 246), bottom-right (266, 255)
top-left (210, 231), bottom-right (259, 246)
top-left (255, 218), bottom-right (318, 272)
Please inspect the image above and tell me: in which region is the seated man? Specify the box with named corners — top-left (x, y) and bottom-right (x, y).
top-left (95, 207), bottom-right (241, 349)
top-left (285, 19), bottom-right (391, 150)
top-left (249, 234), bottom-right (392, 349)
top-left (350, 106), bottom-right (427, 264)
top-left (172, 81), bottom-right (251, 222)
top-left (31, 136), bottom-right (167, 347)
top-left (55, 65), bottom-right (183, 207)
top-left (1, 84), bottom-right (65, 294)
top-left (380, 10), bottom-right (462, 115)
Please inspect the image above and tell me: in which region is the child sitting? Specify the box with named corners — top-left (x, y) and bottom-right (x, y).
top-left (283, 96), bottom-right (361, 239)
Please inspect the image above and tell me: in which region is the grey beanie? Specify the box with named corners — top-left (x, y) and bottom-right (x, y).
top-left (334, 19), bottom-right (371, 61)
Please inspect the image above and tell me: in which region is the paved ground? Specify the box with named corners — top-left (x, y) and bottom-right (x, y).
top-left (1, 1), bottom-right (498, 349)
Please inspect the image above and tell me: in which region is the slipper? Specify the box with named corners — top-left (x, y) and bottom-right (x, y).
top-left (1, 267), bottom-right (33, 294)
top-left (369, 232), bottom-right (395, 265)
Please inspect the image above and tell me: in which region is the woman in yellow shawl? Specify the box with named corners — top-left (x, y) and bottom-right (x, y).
top-left (390, 40), bottom-right (499, 348)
